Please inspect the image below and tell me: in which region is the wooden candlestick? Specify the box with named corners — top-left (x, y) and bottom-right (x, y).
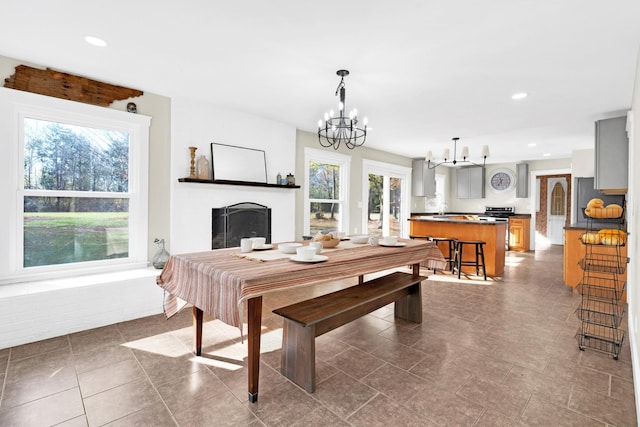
top-left (188, 146), bottom-right (197, 178)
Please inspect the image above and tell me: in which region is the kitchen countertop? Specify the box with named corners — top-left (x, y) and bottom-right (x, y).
top-left (411, 212), bottom-right (531, 218)
top-left (408, 216), bottom-right (506, 225)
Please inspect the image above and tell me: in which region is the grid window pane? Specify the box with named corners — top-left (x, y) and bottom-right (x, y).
top-left (24, 196), bottom-right (129, 267)
top-left (309, 202), bottom-right (341, 235)
top-left (24, 117), bottom-right (130, 192)
top-left (389, 177), bottom-right (402, 236)
top-left (309, 161), bottom-right (340, 200)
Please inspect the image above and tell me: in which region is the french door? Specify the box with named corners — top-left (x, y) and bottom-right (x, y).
top-left (362, 160), bottom-right (411, 238)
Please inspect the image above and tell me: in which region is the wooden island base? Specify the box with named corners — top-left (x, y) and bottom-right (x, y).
top-left (409, 218), bottom-right (506, 277)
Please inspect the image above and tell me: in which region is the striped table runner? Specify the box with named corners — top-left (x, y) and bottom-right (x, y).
top-left (156, 239), bottom-right (445, 329)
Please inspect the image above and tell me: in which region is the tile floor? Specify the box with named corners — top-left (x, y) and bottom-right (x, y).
top-left (0, 245), bottom-right (636, 426)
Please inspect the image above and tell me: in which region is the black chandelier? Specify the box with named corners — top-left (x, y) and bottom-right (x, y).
top-left (317, 69), bottom-right (368, 150)
top-left (426, 137), bottom-right (490, 169)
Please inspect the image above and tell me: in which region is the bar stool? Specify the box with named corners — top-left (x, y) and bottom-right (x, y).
top-left (453, 240), bottom-right (487, 280)
top-left (429, 237), bottom-right (457, 273)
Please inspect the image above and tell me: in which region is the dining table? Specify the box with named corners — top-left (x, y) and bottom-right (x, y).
top-left (156, 238), bottom-right (446, 402)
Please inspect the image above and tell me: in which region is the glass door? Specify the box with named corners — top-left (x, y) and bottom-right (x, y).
top-left (362, 160), bottom-right (410, 238)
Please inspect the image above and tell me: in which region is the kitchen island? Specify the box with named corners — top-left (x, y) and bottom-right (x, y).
top-left (409, 216), bottom-right (506, 277)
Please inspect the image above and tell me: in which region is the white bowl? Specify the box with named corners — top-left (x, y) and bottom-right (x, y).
top-left (278, 243), bottom-right (302, 254)
top-left (351, 235), bottom-right (369, 244)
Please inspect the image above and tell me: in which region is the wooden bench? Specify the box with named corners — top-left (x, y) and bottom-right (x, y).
top-left (272, 271), bottom-right (427, 392)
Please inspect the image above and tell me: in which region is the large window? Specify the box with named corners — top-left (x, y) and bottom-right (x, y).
top-left (0, 88), bottom-right (150, 283)
top-left (23, 118), bottom-right (132, 267)
top-left (304, 148), bottom-right (350, 236)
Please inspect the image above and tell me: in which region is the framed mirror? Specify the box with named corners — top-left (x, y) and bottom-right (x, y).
top-left (211, 143), bottom-right (267, 183)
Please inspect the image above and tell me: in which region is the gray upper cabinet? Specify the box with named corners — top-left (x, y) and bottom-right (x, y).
top-left (456, 166), bottom-right (485, 199)
top-left (516, 163), bottom-right (529, 198)
top-left (594, 116), bottom-right (628, 194)
top-left (412, 159), bottom-right (436, 197)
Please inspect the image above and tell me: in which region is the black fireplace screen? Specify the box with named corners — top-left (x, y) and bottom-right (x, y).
top-left (212, 202), bottom-right (271, 249)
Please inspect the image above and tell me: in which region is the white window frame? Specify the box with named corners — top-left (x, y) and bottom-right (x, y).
top-left (303, 148), bottom-right (351, 236)
top-left (0, 88), bottom-right (150, 284)
top-left (361, 159), bottom-right (411, 238)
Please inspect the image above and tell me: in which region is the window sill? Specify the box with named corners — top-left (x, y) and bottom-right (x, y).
top-left (0, 265), bottom-right (159, 298)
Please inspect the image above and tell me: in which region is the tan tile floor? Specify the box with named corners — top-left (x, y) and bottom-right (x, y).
top-left (0, 245), bottom-right (636, 426)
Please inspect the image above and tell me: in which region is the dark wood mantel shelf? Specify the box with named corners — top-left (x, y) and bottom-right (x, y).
top-left (178, 177), bottom-right (300, 189)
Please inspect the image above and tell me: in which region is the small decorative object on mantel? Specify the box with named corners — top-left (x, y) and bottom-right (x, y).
top-left (197, 155), bottom-right (210, 179)
top-left (152, 238), bottom-right (170, 269)
top-left (188, 146), bottom-right (197, 178)
top-left (286, 173), bottom-right (295, 186)
top-left (276, 172), bottom-right (282, 185)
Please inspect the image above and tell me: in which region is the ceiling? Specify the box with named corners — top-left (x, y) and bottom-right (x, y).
top-left (1, 1), bottom-right (639, 164)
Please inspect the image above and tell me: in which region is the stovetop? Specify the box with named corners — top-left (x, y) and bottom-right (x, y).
top-left (483, 206), bottom-right (515, 217)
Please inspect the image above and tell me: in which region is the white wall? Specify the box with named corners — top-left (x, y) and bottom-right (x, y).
top-left (170, 98), bottom-right (297, 253)
top-left (627, 48), bottom-right (640, 425)
top-left (571, 148), bottom-right (594, 177)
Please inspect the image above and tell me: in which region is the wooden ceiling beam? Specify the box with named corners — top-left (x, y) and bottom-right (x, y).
top-left (4, 65), bottom-right (143, 106)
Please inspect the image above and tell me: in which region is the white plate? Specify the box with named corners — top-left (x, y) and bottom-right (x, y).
top-left (252, 244), bottom-right (273, 251)
top-left (289, 255), bottom-right (329, 263)
top-left (379, 242), bottom-right (407, 247)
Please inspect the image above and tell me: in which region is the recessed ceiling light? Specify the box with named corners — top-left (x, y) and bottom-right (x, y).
top-left (543, 153), bottom-right (551, 157)
top-left (528, 143), bottom-right (537, 147)
top-left (512, 92), bottom-right (528, 100)
top-left (84, 35), bottom-right (107, 47)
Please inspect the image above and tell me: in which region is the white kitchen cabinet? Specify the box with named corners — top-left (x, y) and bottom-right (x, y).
top-left (412, 159), bottom-right (436, 197)
top-left (594, 116), bottom-right (628, 194)
top-left (516, 163), bottom-right (529, 198)
top-left (456, 166), bottom-right (485, 199)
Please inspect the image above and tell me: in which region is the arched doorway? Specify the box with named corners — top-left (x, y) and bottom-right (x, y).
top-left (547, 177), bottom-right (567, 245)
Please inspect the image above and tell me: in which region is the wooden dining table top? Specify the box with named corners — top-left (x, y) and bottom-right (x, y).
top-left (156, 238), bottom-right (446, 329)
